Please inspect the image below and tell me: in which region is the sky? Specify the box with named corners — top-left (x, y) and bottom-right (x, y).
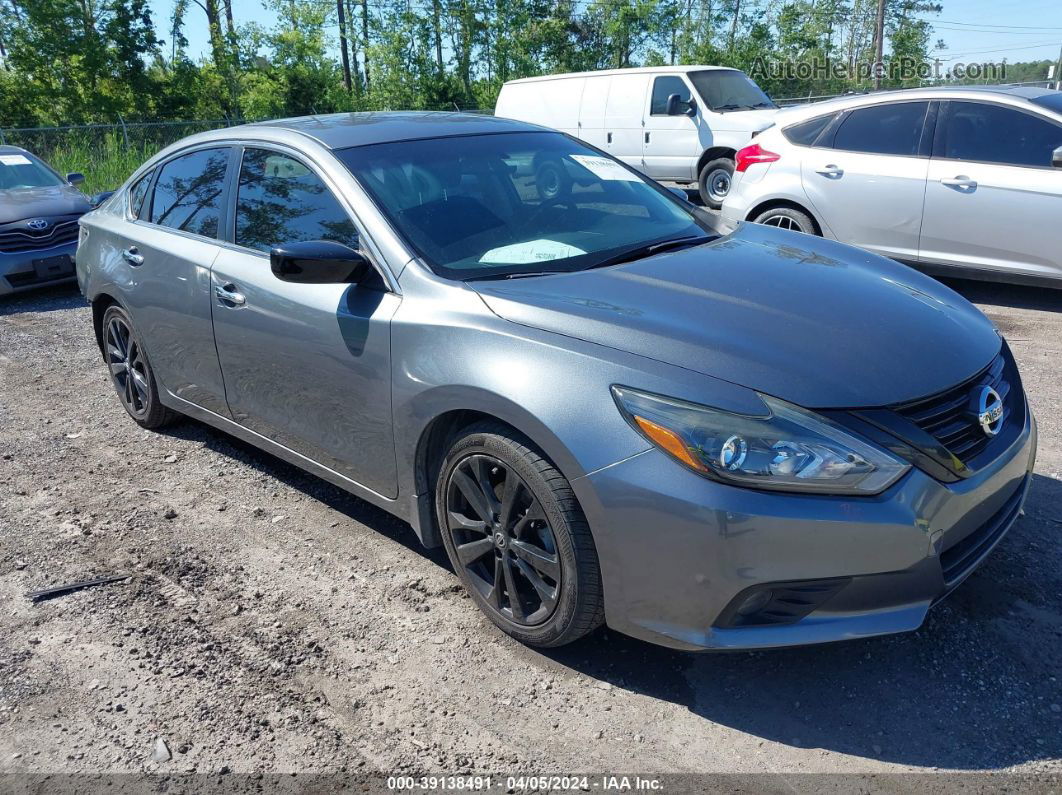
top-left (150, 0), bottom-right (1062, 81)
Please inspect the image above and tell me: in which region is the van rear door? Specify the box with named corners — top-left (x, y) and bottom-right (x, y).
top-left (603, 73), bottom-right (650, 170)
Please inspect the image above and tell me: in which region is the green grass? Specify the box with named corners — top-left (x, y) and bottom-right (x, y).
top-left (44, 133), bottom-right (158, 196)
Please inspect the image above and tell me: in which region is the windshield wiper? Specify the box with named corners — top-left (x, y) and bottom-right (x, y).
top-left (585, 235), bottom-right (714, 271)
top-left (467, 269), bottom-right (567, 282)
top-left (713, 103), bottom-right (747, 111)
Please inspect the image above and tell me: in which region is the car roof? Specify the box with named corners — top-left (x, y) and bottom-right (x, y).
top-left (0, 144), bottom-right (30, 154)
top-left (503, 65), bottom-right (737, 85)
top-left (774, 85), bottom-right (1062, 123)
top-left (227, 111), bottom-right (547, 150)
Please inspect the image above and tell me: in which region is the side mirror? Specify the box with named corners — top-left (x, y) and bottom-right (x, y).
top-left (90, 190), bottom-right (115, 207)
top-left (1053, 145), bottom-right (1062, 168)
top-left (665, 94), bottom-right (683, 116)
top-left (270, 240), bottom-right (370, 284)
top-left (667, 186), bottom-right (692, 203)
top-left (685, 96), bottom-right (698, 118)
top-left (66, 172), bottom-right (85, 186)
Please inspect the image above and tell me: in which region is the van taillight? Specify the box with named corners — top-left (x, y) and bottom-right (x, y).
top-left (735, 144), bottom-right (780, 173)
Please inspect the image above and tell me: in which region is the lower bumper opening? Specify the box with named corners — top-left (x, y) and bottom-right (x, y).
top-left (939, 474), bottom-right (1028, 587)
top-left (713, 577), bottom-right (852, 629)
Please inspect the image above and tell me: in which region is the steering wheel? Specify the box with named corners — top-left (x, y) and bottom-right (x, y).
top-left (519, 197), bottom-right (576, 235)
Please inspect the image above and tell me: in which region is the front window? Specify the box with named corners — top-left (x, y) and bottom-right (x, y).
top-left (336, 132), bottom-right (714, 280)
top-left (149, 147), bottom-right (229, 238)
top-left (688, 70), bottom-right (775, 112)
top-left (0, 151), bottom-right (65, 191)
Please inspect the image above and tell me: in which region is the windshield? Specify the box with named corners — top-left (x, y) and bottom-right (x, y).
top-left (689, 70), bottom-right (775, 112)
top-left (336, 132), bottom-right (714, 279)
top-left (0, 151), bottom-right (64, 191)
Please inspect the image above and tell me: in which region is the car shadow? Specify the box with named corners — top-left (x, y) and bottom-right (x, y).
top-left (160, 407), bottom-right (1061, 769)
top-left (0, 282), bottom-right (83, 315)
top-left (536, 471), bottom-right (1062, 770)
top-left (940, 275), bottom-right (1062, 313)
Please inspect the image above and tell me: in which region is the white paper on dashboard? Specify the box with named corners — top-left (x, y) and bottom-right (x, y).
top-left (570, 155), bottom-right (641, 182)
top-left (0, 154), bottom-right (32, 166)
top-left (479, 239), bottom-right (586, 264)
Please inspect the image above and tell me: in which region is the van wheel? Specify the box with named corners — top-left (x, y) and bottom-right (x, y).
top-left (697, 157), bottom-right (734, 209)
top-left (435, 422), bottom-right (604, 648)
top-left (752, 206), bottom-right (818, 235)
top-left (535, 160), bottom-right (569, 201)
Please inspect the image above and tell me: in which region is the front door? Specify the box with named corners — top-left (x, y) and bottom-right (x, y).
top-left (209, 146), bottom-right (400, 498)
top-left (800, 100), bottom-right (932, 262)
top-left (642, 74), bottom-right (699, 181)
top-left (920, 99), bottom-right (1062, 281)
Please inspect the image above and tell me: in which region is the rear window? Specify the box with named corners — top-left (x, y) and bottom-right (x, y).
top-left (782, 114), bottom-right (835, 146)
top-left (831, 102), bottom-right (929, 156)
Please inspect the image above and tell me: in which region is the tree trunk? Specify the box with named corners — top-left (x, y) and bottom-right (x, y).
top-left (872, 0), bottom-right (885, 89)
top-left (337, 0), bottom-right (353, 93)
top-left (360, 0), bottom-right (371, 92)
top-left (432, 0), bottom-right (444, 73)
top-left (728, 0), bottom-right (741, 52)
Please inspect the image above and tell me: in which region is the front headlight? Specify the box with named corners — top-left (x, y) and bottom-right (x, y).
top-left (612, 386), bottom-right (909, 495)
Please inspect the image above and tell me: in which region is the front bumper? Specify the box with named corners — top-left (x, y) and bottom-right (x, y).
top-left (0, 241), bottom-right (78, 296)
top-left (573, 407), bottom-right (1037, 651)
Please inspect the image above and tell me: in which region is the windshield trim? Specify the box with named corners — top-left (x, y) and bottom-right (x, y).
top-left (335, 131), bottom-right (716, 281)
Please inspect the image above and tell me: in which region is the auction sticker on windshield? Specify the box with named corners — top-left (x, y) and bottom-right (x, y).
top-left (570, 155), bottom-right (641, 182)
top-left (479, 239), bottom-right (586, 264)
top-left (0, 154), bottom-right (33, 166)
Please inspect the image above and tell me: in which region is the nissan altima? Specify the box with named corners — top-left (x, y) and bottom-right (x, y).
top-left (75, 113), bottom-right (1036, 650)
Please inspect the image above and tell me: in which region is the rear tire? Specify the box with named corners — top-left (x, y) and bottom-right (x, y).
top-left (750, 206), bottom-right (819, 235)
top-left (697, 157), bottom-right (735, 209)
top-left (100, 305), bottom-right (179, 430)
top-left (435, 422), bottom-right (604, 648)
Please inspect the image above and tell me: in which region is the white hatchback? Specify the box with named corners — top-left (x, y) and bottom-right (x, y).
top-left (721, 86), bottom-right (1062, 286)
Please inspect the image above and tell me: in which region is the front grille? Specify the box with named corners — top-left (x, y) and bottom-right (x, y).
top-left (940, 476), bottom-right (1027, 586)
top-left (894, 352), bottom-right (1009, 463)
top-left (0, 217), bottom-right (80, 254)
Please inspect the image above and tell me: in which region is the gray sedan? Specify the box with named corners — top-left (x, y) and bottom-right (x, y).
top-left (76, 113), bottom-right (1036, 650)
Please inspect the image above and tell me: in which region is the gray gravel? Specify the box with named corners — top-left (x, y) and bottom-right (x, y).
top-left (0, 277), bottom-right (1059, 778)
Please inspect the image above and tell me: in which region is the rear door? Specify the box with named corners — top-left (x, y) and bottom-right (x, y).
top-left (117, 145), bottom-right (233, 416)
top-left (642, 74), bottom-right (699, 181)
top-left (603, 72), bottom-right (650, 170)
top-left (920, 99), bottom-right (1062, 281)
top-left (800, 100), bottom-right (932, 261)
top-left (209, 145), bottom-right (400, 498)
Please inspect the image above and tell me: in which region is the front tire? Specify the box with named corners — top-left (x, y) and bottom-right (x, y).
top-left (697, 157), bottom-right (735, 209)
top-left (751, 206), bottom-right (818, 235)
top-left (100, 305), bottom-right (178, 429)
top-left (435, 422), bottom-right (604, 648)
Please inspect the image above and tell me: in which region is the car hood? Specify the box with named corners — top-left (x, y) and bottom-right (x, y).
top-left (472, 224), bottom-right (1001, 409)
top-left (0, 184), bottom-right (92, 224)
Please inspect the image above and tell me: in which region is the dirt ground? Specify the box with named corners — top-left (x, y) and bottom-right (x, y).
top-left (0, 276), bottom-right (1060, 785)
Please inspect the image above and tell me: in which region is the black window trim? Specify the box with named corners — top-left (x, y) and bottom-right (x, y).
top-left (820, 99), bottom-right (934, 159)
top-left (649, 74), bottom-right (694, 117)
top-left (931, 98), bottom-right (1062, 171)
top-left (131, 142), bottom-right (236, 244)
top-left (222, 141), bottom-right (394, 290)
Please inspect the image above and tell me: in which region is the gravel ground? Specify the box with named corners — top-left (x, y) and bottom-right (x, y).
top-left (0, 277), bottom-right (1060, 783)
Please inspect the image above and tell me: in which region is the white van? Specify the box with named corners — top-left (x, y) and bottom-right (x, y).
top-left (495, 66), bottom-right (778, 207)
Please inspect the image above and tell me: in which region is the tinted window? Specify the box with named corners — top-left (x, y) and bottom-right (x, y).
top-left (650, 76), bottom-right (692, 115)
top-left (235, 149), bottom-right (359, 253)
top-left (1031, 93), bottom-right (1062, 114)
top-left (128, 170), bottom-right (153, 218)
top-left (337, 131), bottom-right (711, 280)
top-left (832, 102), bottom-right (928, 156)
top-left (783, 114), bottom-right (835, 146)
top-left (942, 101), bottom-right (1062, 167)
top-left (149, 148), bottom-right (228, 237)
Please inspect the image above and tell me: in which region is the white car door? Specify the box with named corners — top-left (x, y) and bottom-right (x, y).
top-left (603, 73), bottom-right (650, 170)
top-left (920, 99), bottom-right (1062, 282)
top-left (799, 100), bottom-right (932, 262)
top-left (642, 74), bottom-right (699, 181)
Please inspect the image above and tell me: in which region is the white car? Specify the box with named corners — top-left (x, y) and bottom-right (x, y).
top-left (721, 86), bottom-right (1062, 286)
top-left (495, 66), bottom-right (778, 208)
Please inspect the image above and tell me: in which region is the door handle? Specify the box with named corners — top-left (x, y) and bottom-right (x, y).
top-left (645, 132), bottom-right (651, 144)
top-left (815, 165), bottom-right (843, 178)
top-left (122, 247), bottom-right (144, 266)
top-left (214, 283), bottom-right (246, 306)
top-left (941, 176), bottom-right (977, 189)
top-left (607, 132), bottom-right (613, 144)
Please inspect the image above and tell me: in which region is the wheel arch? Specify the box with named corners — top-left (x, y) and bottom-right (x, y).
top-left (696, 146), bottom-right (737, 176)
top-left (744, 198), bottom-right (823, 236)
top-left (405, 395), bottom-right (588, 549)
top-left (90, 292), bottom-right (123, 354)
